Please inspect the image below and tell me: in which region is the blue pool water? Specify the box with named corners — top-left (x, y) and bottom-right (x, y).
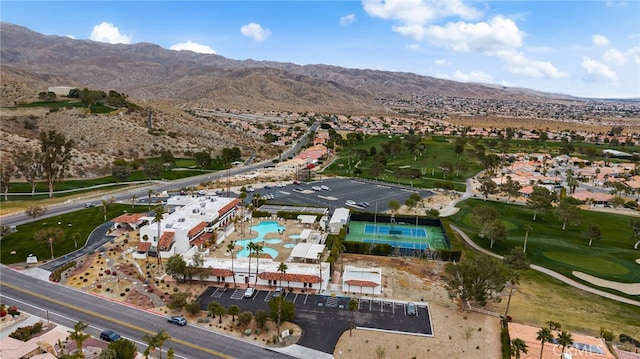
top-left (289, 234), bottom-right (300, 239)
top-left (235, 221), bottom-right (285, 258)
top-left (283, 243), bottom-right (297, 248)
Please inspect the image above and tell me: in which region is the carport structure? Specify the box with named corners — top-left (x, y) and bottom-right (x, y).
top-left (297, 214), bottom-right (317, 227)
top-left (290, 243), bottom-right (325, 263)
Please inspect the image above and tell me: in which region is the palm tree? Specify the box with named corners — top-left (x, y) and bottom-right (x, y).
top-left (504, 270), bottom-right (520, 318)
top-left (557, 330), bottom-right (573, 358)
top-left (154, 330), bottom-right (171, 359)
top-left (142, 332), bottom-right (158, 358)
top-left (246, 242), bottom-right (255, 286)
top-left (130, 193), bottom-right (137, 208)
top-left (276, 262), bottom-right (288, 335)
top-left (348, 298), bottom-right (359, 338)
top-left (510, 338), bottom-right (528, 359)
top-left (101, 197), bottom-right (114, 221)
top-left (154, 207), bottom-right (165, 270)
top-left (214, 303), bottom-right (226, 324)
top-left (536, 327), bottom-right (553, 359)
top-left (523, 224), bottom-right (532, 253)
top-left (226, 240), bottom-right (237, 287)
top-left (227, 304), bottom-right (240, 322)
top-left (253, 244), bottom-right (264, 288)
top-left (317, 251), bottom-right (323, 293)
top-left (147, 189), bottom-right (154, 210)
top-left (68, 321), bottom-right (90, 358)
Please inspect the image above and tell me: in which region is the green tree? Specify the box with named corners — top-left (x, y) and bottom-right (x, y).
top-left (527, 185), bottom-right (555, 220)
top-left (207, 301), bottom-right (222, 319)
top-left (478, 175), bottom-right (498, 201)
top-left (214, 303), bottom-right (226, 324)
top-left (485, 220), bottom-right (507, 249)
top-left (143, 160), bottom-right (163, 179)
top-left (165, 255), bottom-right (187, 282)
top-left (142, 332), bottom-right (158, 359)
top-left (253, 244), bottom-right (264, 288)
top-left (99, 337), bottom-right (137, 359)
top-left (154, 207), bottom-right (165, 270)
top-left (276, 262), bottom-right (288, 334)
top-left (585, 224), bottom-right (602, 247)
top-left (255, 310), bottom-right (268, 329)
top-left (68, 321), bottom-right (91, 358)
top-left (500, 176), bottom-right (522, 202)
top-left (111, 166), bottom-right (131, 182)
top-left (184, 301), bottom-right (201, 315)
top-left (536, 327), bottom-right (554, 359)
top-left (557, 330), bottom-right (574, 358)
top-left (522, 224), bottom-right (533, 253)
top-left (348, 298), bottom-right (358, 338)
top-left (471, 205), bottom-right (499, 238)
top-left (227, 304), bottom-right (240, 322)
top-left (40, 130), bottom-right (74, 198)
top-left (0, 159), bottom-right (14, 200)
top-left (226, 240), bottom-right (237, 287)
top-left (236, 311), bottom-right (253, 327)
top-left (101, 197), bottom-right (114, 221)
top-left (246, 242), bottom-right (255, 286)
top-left (34, 226), bottom-right (65, 259)
top-left (553, 200), bottom-right (581, 230)
top-left (444, 254), bottom-right (508, 308)
top-left (510, 338), bottom-right (528, 359)
top-left (12, 145), bottom-right (43, 196)
top-left (193, 151), bottom-right (212, 169)
top-left (387, 200), bottom-right (400, 213)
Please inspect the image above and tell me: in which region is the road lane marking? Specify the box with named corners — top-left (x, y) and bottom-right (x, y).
top-left (0, 281), bottom-right (233, 359)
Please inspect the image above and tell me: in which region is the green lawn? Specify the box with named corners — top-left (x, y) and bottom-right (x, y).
top-left (0, 204), bottom-right (153, 265)
top-left (448, 199), bottom-right (640, 291)
top-left (323, 135), bottom-right (481, 191)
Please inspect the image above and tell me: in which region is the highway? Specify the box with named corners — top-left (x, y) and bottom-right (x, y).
top-left (0, 266), bottom-right (296, 358)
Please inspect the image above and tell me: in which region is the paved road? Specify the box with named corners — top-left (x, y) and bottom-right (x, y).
top-left (0, 266), bottom-right (297, 359)
top-left (450, 224), bottom-right (640, 307)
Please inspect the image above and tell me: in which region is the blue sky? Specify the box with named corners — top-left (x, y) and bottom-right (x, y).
top-left (2, 1), bottom-right (639, 99)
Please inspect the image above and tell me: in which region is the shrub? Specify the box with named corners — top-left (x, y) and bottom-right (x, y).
top-left (500, 327), bottom-right (511, 359)
top-left (49, 261), bottom-right (77, 282)
top-left (9, 321), bottom-right (43, 341)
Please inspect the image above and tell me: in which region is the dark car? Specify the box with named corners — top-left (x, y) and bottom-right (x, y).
top-left (99, 330), bottom-right (121, 342)
top-left (406, 302), bottom-right (417, 316)
top-left (167, 315), bottom-right (187, 326)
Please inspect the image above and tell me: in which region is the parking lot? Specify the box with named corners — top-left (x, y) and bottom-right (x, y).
top-left (199, 286), bottom-right (432, 353)
top-left (253, 177), bottom-right (435, 212)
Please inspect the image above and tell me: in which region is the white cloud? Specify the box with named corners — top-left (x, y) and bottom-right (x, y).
top-left (592, 34), bottom-right (609, 47)
top-left (422, 16), bottom-right (523, 52)
top-left (169, 41), bottom-right (216, 54)
top-left (493, 50), bottom-right (568, 78)
top-left (240, 22), bottom-right (271, 42)
top-left (628, 46), bottom-right (640, 65)
top-left (606, 1), bottom-right (628, 7)
top-left (340, 13), bottom-right (356, 26)
top-left (452, 70), bottom-right (492, 83)
top-left (65, 34), bottom-right (75, 39)
top-left (603, 48), bottom-right (627, 66)
top-left (433, 73), bottom-right (450, 80)
top-left (90, 22), bottom-right (131, 44)
top-left (406, 43), bottom-right (420, 51)
top-left (362, 0), bottom-right (482, 40)
top-left (581, 56), bottom-right (617, 82)
top-left (434, 59), bottom-right (451, 66)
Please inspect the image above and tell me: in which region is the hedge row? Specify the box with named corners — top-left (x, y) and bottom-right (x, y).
top-left (49, 261), bottom-right (77, 282)
top-left (620, 334), bottom-right (640, 347)
top-left (276, 211), bottom-right (322, 220)
top-left (9, 321), bottom-right (43, 341)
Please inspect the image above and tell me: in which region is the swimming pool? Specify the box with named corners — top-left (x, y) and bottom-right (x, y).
top-left (289, 234), bottom-right (300, 240)
top-left (235, 221), bottom-right (285, 258)
top-left (283, 243), bottom-right (297, 249)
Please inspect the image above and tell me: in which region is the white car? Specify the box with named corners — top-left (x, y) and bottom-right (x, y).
top-left (312, 186), bottom-right (322, 191)
top-left (320, 185), bottom-right (329, 190)
top-left (345, 200), bottom-right (356, 206)
top-left (246, 187), bottom-right (255, 192)
top-left (244, 287), bottom-right (255, 298)
top-left (275, 183), bottom-right (286, 188)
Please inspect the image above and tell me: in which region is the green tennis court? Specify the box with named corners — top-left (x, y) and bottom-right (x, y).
top-left (347, 221), bottom-right (449, 250)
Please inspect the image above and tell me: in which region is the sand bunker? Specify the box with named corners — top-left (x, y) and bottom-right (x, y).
top-left (636, 259), bottom-right (640, 265)
top-left (573, 271), bottom-right (640, 295)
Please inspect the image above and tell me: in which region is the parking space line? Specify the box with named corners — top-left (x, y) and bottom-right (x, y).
top-left (303, 294), bottom-right (309, 304)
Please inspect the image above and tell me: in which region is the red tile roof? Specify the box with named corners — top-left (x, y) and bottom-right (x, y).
top-left (158, 231), bottom-right (175, 251)
top-left (345, 280), bottom-right (379, 288)
top-left (188, 222), bottom-right (207, 237)
top-left (211, 268), bottom-right (234, 277)
top-left (136, 241), bottom-right (151, 252)
top-left (112, 213), bottom-right (146, 224)
top-left (190, 232), bottom-right (212, 247)
top-left (218, 198), bottom-right (241, 217)
top-left (258, 271), bottom-right (321, 283)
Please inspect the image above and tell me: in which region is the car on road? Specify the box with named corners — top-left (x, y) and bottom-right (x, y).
top-left (320, 185), bottom-right (329, 190)
top-left (167, 315), bottom-right (187, 326)
top-left (244, 287), bottom-right (255, 298)
top-left (312, 186), bottom-right (322, 191)
top-left (84, 202), bottom-right (96, 208)
top-left (275, 183), bottom-right (286, 188)
top-left (406, 302), bottom-right (417, 316)
top-left (361, 202), bottom-right (370, 207)
top-left (246, 187), bottom-right (255, 192)
top-left (264, 185), bottom-right (272, 189)
top-left (99, 330), bottom-right (121, 342)
top-left (292, 180), bottom-right (301, 185)
top-left (293, 187), bottom-right (305, 192)
top-left (345, 200), bottom-right (356, 206)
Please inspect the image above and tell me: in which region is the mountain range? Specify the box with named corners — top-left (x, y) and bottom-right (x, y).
top-left (0, 22), bottom-right (568, 113)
